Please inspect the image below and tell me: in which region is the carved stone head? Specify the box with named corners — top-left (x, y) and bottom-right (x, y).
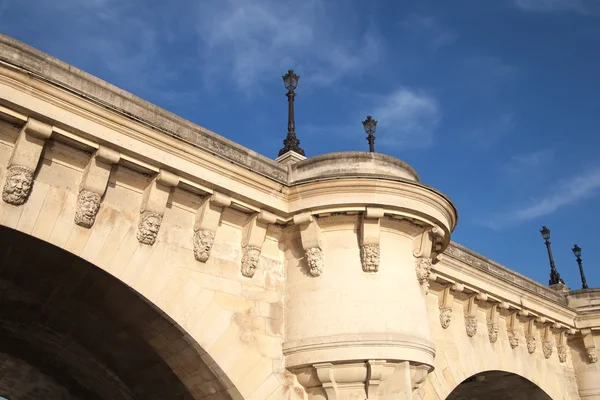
top-left (137, 211), bottom-right (162, 245)
top-left (74, 190), bottom-right (101, 228)
top-left (557, 345), bottom-right (567, 363)
top-left (526, 336), bottom-right (536, 354)
top-left (2, 165), bottom-right (33, 205)
top-left (542, 340), bottom-right (553, 359)
top-left (465, 315), bottom-right (478, 337)
top-left (439, 308), bottom-right (452, 329)
top-left (508, 330), bottom-right (519, 349)
top-left (360, 243), bottom-right (380, 272)
top-left (306, 247), bottom-right (324, 277)
top-left (241, 246), bottom-right (261, 278)
top-left (193, 229), bottom-right (215, 262)
top-left (587, 347), bottom-right (598, 363)
top-left (487, 323), bottom-right (500, 343)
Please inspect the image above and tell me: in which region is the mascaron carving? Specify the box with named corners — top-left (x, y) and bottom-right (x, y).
top-left (508, 330), bottom-right (519, 349)
top-left (488, 323), bottom-right (499, 343)
top-left (526, 336), bottom-right (536, 354)
top-left (415, 257), bottom-right (432, 294)
top-left (557, 345), bottom-right (567, 363)
top-left (587, 348), bottom-right (598, 363)
top-left (193, 230), bottom-right (215, 262)
top-left (241, 246), bottom-right (261, 278)
top-left (74, 190), bottom-right (101, 228)
top-left (2, 165), bottom-right (34, 205)
top-left (542, 341), bottom-right (553, 359)
top-left (137, 211), bottom-right (162, 245)
top-left (306, 247), bottom-right (324, 277)
top-left (360, 243), bottom-right (380, 272)
top-left (465, 315), bottom-right (478, 337)
top-left (440, 308), bottom-right (452, 329)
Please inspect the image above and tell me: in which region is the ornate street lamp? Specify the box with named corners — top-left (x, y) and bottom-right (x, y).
top-left (540, 226), bottom-right (562, 285)
top-left (278, 70), bottom-right (305, 157)
top-left (362, 115), bottom-right (377, 152)
top-left (572, 244), bottom-right (589, 289)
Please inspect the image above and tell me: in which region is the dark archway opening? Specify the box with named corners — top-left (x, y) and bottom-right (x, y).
top-left (0, 225), bottom-right (233, 399)
top-left (446, 370), bottom-right (552, 400)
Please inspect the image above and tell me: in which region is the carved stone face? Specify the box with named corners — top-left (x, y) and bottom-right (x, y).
top-left (137, 212), bottom-right (162, 245)
top-left (526, 336), bottom-right (536, 354)
top-left (542, 340), bottom-right (553, 359)
top-left (439, 308), bottom-right (452, 329)
top-left (360, 244), bottom-right (380, 272)
top-left (465, 315), bottom-right (478, 337)
top-left (306, 247), bottom-right (324, 277)
top-left (2, 165), bottom-right (33, 205)
top-left (74, 190), bottom-right (101, 228)
top-left (241, 246), bottom-right (261, 278)
top-left (557, 345), bottom-right (567, 363)
top-left (508, 331), bottom-right (519, 349)
top-left (488, 323), bottom-right (499, 343)
top-left (193, 230), bottom-right (215, 262)
top-left (588, 348), bottom-right (598, 363)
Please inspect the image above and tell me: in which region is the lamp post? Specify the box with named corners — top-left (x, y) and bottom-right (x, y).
top-left (278, 70), bottom-right (305, 157)
top-left (362, 115), bottom-right (377, 152)
top-left (540, 226), bottom-right (562, 285)
top-left (572, 244), bottom-right (589, 289)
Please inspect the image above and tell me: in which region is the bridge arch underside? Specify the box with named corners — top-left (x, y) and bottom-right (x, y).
top-left (446, 371), bottom-right (551, 400)
top-left (0, 225), bottom-right (234, 400)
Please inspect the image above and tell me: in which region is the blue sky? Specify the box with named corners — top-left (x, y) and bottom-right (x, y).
top-left (2, 0), bottom-right (600, 288)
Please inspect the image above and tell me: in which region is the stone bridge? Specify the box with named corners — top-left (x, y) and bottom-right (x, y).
top-left (0, 34), bottom-right (598, 399)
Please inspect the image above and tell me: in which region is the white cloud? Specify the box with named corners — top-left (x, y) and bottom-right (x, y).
top-left (514, 0), bottom-right (587, 13)
top-left (500, 149), bottom-right (555, 174)
top-left (485, 167), bottom-right (600, 229)
top-left (400, 15), bottom-right (458, 50)
top-left (371, 88), bottom-right (440, 149)
top-left (195, 0), bottom-right (383, 91)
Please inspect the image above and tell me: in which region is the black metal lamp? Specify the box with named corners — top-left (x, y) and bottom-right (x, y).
top-left (362, 115), bottom-right (377, 152)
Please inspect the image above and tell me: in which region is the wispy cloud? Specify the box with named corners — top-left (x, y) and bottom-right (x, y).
top-left (485, 167), bottom-right (600, 229)
top-left (195, 0), bottom-right (383, 91)
top-left (500, 149), bottom-right (555, 174)
top-left (400, 15), bottom-right (458, 50)
top-left (514, 0), bottom-right (588, 13)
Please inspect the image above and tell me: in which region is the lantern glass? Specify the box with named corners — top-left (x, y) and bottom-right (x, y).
top-left (540, 226), bottom-right (550, 240)
top-left (283, 70), bottom-right (299, 91)
top-left (572, 244), bottom-right (582, 258)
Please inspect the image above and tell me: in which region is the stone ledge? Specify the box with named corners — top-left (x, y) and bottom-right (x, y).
top-left (0, 34), bottom-right (288, 184)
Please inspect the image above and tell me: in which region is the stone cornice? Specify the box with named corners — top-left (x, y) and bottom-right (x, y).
top-left (0, 34), bottom-right (288, 183)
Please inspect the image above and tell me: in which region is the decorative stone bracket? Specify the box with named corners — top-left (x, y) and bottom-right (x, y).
top-left (556, 328), bottom-right (568, 363)
top-left (581, 329), bottom-right (598, 363)
top-left (360, 207), bottom-right (383, 273)
top-left (520, 311), bottom-right (537, 354)
top-left (74, 146), bottom-right (120, 228)
top-left (539, 321), bottom-right (554, 359)
top-left (507, 310), bottom-right (520, 349)
top-left (438, 285), bottom-right (456, 329)
top-left (240, 210), bottom-right (277, 278)
top-left (137, 170), bottom-right (179, 245)
top-left (293, 212), bottom-right (324, 277)
top-left (487, 301), bottom-right (500, 344)
top-left (464, 293), bottom-right (483, 338)
top-left (2, 117), bottom-right (52, 205)
top-left (193, 192), bottom-right (231, 263)
top-left (413, 226), bottom-right (445, 294)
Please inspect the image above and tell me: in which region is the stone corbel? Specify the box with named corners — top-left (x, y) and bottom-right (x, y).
top-left (293, 212), bottom-right (324, 277)
top-left (581, 329), bottom-right (598, 363)
top-left (74, 146), bottom-right (120, 228)
top-left (240, 210), bottom-right (277, 278)
top-left (2, 118), bottom-right (52, 205)
top-left (487, 302), bottom-right (500, 344)
top-left (464, 293), bottom-right (483, 337)
top-left (360, 207), bottom-right (383, 273)
top-left (438, 284), bottom-right (456, 329)
top-left (556, 329), bottom-right (568, 363)
top-left (540, 322), bottom-right (553, 359)
top-left (366, 360), bottom-right (397, 399)
top-left (193, 192), bottom-right (231, 263)
top-left (413, 226), bottom-right (445, 294)
top-left (137, 170), bottom-right (179, 245)
top-left (506, 310), bottom-right (520, 349)
top-left (521, 311), bottom-right (537, 354)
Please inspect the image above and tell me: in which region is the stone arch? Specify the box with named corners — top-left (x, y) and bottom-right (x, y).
top-left (446, 370), bottom-right (552, 399)
top-left (0, 224), bottom-right (240, 399)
